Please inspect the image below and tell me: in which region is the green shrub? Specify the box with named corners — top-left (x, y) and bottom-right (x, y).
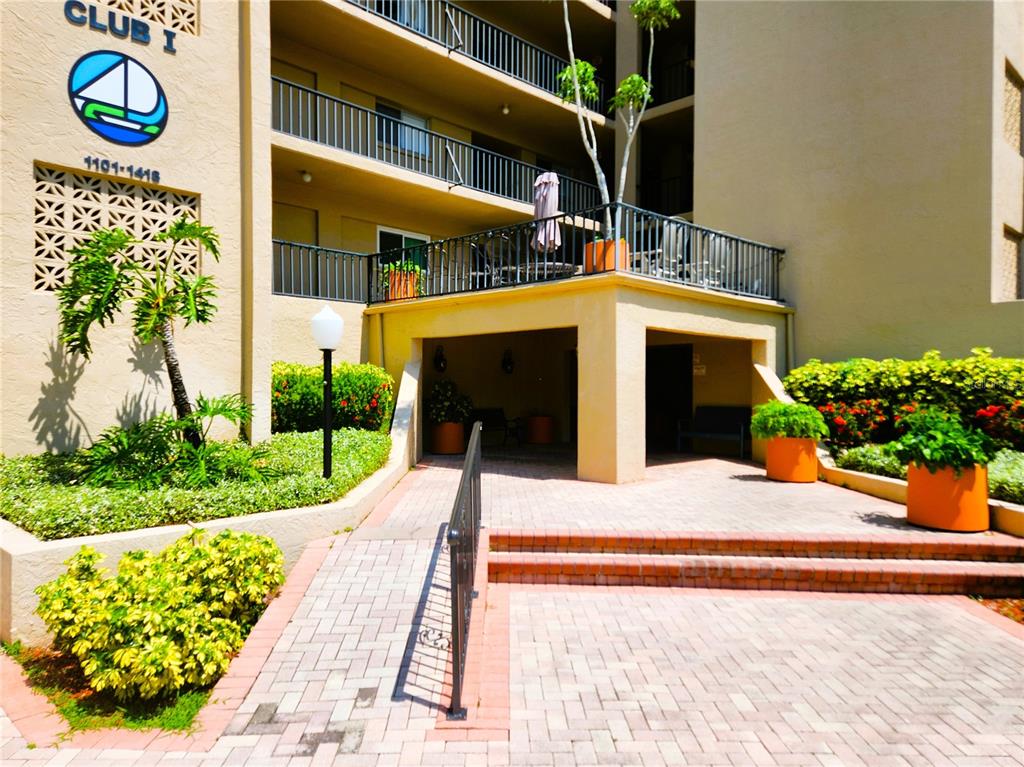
top-left (889, 409), bottom-right (997, 474)
top-left (749, 401), bottom-right (828, 440)
top-left (35, 530), bottom-right (283, 700)
top-left (784, 349), bottom-right (1024, 436)
top-left (271, 361), bottom-right (394, 433)
top-left (835, 444), bottom-right (907, 480)
top-left (426, 380), bottom-right (473, 425)
top-left (1, 429), bottom-right (391, 540)
top-left (990, 450), bottom-right (1024, 505)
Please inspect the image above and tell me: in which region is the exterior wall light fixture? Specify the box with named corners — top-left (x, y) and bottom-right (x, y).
top-left (433, 345), bottom-right (448, 373)
top-left (501, 103), bottom-right (510, 115)
top-left (300, 170), bottom-right (312, 183)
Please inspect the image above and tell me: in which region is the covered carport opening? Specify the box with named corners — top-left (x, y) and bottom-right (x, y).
top-left (423, 327), bottom-right (579, 457)
top-left (646, 330), bottom-right (755, 461)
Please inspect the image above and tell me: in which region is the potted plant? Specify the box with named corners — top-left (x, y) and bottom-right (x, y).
top-left (584, 233), bottom-right (631, 273)
top-left (750, 401), bottom-right (828, 483)
top-left (890, 409), bottom-right (996, 532)
top-left (381, 261), bottom-right (423, 301)
top-left (426, 380), bottom-right (473, 454)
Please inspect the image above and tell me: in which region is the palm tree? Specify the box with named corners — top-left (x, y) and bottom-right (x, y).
top-left (56, 217), bottom-right (221, 447)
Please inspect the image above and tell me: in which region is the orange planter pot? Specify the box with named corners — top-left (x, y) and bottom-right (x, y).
top-left (388, 272), bottom-right (418, 300)
top-left (524, 415), bottom-right (555, 445)
top-left (584, 239), bottom-right (631, 273)
top-left (431, 422), bottom-right (465, 454)
top-left (906, 463), bottom-right (989, 532)
top-left (765, 437), bottom-right (818, 483)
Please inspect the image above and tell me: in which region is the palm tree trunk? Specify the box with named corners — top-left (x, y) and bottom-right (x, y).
top-left (158, 319), bottom-right (201, 447)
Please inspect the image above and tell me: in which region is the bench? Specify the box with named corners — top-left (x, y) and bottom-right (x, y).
top-left (470, 408), bottom-right (519, 447)
top-left (676, 405), bottom-right (751, 458)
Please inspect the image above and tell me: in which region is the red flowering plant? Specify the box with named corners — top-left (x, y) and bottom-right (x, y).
top-left (817, 399), bottom-right (889, 449)
top-left (971, 400), bottom-right (1024, 450)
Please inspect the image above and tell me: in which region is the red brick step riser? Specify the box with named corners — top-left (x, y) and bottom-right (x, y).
top-left (486, 554), bottom-right (1024, 597)
top-left (487, 529), bottom-right (1024, 562)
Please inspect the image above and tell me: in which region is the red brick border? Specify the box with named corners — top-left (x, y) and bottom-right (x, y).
top-left (1, 534), bottom-right (341, 750)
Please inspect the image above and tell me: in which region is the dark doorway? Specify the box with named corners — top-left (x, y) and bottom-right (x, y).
top-left (646, 344), bottom-right (693, 453)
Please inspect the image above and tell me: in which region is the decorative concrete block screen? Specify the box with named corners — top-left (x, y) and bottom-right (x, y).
top-left (108, 0), bottom-right (199, 34)
top-left (33, 164), bottom-right (200, 292)
top-left (1002, 228), bottom-right (1023, 302)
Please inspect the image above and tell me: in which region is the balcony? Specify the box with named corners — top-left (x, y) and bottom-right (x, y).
top-left (345, 0), bottom-right (605, 106)
top-left (272, 77), bottom-right (602, 214)
top-left (271, 206), bottom-right (784, 306)
top-left (356, 203), bottom-right (784, 303)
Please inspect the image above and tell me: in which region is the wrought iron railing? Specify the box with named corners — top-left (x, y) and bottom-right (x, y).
top-left (346, 0), bottom-right (604, 106)
top-left (272, 78), bottom-right (601, 213)
top-left (367, 202), bottom-right (784, 303)
top-left (272, 239), bottom-right (368, 302)
top-left (446, 420), bottom-right (482, 720)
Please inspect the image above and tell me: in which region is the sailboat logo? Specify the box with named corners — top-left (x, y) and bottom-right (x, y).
top-left (68, 51), bottom-right (168, 146)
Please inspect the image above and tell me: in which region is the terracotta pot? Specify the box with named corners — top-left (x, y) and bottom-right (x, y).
top-left (906, 463), bottom-right (988, 532)
top-left (584, 239), bottom-right (631, 273)
top-left (388, 272), bottom-right (418, 300)
top-left (431, 422), bottom-right (465, 454)
top-left (524, 415), bottom-right (555, 445)
top-left (765, 437), bottom-right (818, 482)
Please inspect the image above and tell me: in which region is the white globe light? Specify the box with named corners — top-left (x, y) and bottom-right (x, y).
top-left (311, 305), bottom-right (344, 350)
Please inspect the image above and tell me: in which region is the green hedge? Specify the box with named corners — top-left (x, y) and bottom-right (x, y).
top-left (784, 348), bottom-right (1024, 414)
top-left (835, 446), bottom-right (1024, 505)
top-left (1, 429), bottom-right (391, 540)
top-left (272, 361), bottom-right (395, 433)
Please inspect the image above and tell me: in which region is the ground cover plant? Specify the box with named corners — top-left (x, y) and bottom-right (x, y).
top-left (271, 361), bottom-right (395, 433)
top-left (2, 641), bottom-right (209, 735)
top-left (0, 428), bottom-right (390, 540)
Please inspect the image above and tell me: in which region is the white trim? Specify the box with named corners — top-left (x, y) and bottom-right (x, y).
top-left (376, 225), bottom-right (430, 249)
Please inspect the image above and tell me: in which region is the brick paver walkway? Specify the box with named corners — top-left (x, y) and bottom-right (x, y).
top-left (2, 457), bottom-right (1022, 766)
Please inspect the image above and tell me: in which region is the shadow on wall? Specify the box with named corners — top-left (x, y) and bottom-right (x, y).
top-left (30, 339), bottom-right (164, 454)
top-left (30, 340), bottom-right (92, 453)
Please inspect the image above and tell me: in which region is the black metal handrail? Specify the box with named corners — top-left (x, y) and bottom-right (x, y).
top-left (272, 77), bottom-right (601, 213)
top-left (346, 0), bottom-right (604, 106)
top-left (272, 239), bottom-right (368, 302)
top-left (367, 202), bottom-right (785, 303)
top-left (447, 421), bottom-right (483, 720)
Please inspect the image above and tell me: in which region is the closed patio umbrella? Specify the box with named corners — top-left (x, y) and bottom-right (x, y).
top-left (531, 172), bottom-right (561, 253)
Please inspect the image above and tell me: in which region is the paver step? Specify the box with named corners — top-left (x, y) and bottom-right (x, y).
top-left (486, 551), bottom-right (1024, 596)
top-left (487, 528), bottom-right (1024, 562)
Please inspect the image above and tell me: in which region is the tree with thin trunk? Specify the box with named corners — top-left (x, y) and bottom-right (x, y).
top-left (56, 217), bottom-right (220, 448)
top-left (557, 0), bottom-right (681, 234)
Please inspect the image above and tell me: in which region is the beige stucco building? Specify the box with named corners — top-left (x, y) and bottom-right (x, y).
top-left (1, 0), bottom-right (1021, 483)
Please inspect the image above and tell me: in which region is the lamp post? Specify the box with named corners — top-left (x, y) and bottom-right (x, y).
top-left (311, 305), bottom-right (345, 479)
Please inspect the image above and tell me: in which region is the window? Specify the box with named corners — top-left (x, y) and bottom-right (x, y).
top-left (376, 102), bottom-right (431, 157)
top-left (374, 0), bottom-right (429, 34)
top-left (378, 227), bottom-right (428, 267)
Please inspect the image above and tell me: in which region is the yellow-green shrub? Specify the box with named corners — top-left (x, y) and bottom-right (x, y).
top-left (784, 348), bottom-right (1024, 417)
top-left (35, 530), bottom-right (283, 700)
top-left (272, 361), bottom-right (395, 433)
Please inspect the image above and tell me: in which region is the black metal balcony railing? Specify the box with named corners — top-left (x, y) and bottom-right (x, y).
top-left (653, 59), bottom-right (695, 103)
top-left (272, 78), bottom-right (601, 214)
top-left (272, 239), bottom-right (368, 302)
top-left (446, 420), bottom-right (482, 720)
top-left (347, 0), bottom-right (604, 106)
top-left (366, 203), bottom-right (784, 304)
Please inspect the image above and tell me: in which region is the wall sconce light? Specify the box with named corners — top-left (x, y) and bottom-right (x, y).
top-left (300, 170), bottom-right (312, 183)
top-left (501, 349), bottom-right (514, 375)
top-left (433, 345), bottom-right (448, 373)
top-left (500, 103), bottom-right (510, 116)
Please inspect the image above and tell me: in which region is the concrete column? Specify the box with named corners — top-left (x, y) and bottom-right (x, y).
top-left (240, 0), bottom-right (274, 443)
top-left (613, 5), bottom-right (641, 204)
top-left (577, 292), bottom-right (646, 483)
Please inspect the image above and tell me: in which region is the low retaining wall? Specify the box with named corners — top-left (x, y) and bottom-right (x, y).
top-left (0, 358), bottom-right (421, 645)
top-left (818, 450), bottom-right (1024, 538)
